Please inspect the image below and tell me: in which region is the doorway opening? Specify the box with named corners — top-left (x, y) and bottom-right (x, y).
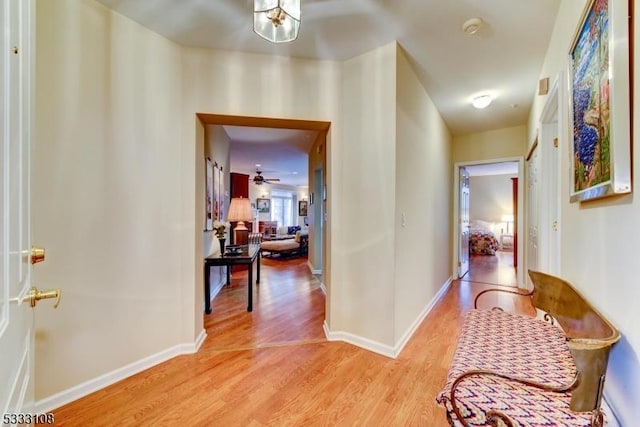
top-left (454, 158), bottom-right (525, 287)
top-left (197, 113), bottom-right (330, 349)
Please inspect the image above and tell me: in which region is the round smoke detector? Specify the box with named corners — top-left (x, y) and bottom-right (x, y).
top-left (462, 17), bottom-right (483, 35)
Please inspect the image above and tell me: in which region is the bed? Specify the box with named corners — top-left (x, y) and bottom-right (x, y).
top-left (469, 220), bottom-right (500, 255)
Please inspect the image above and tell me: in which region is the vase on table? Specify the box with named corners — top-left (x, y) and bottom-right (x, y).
top-left (218, 237), bottom-right (226, 255)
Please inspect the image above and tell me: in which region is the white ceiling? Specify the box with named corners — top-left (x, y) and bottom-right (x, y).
top-left (223, 126), bottom-right (318, 187)
top-left (95, 0), bottom-right (560, 185)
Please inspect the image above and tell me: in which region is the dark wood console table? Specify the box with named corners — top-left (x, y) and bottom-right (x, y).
top-left (204, 244), bottom-right (261, 314)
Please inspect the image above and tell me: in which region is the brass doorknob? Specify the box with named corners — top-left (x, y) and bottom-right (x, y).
top-left (26, 287), bottom-right (61, 308)
top-left (31, 246), bottom-right (45, 264)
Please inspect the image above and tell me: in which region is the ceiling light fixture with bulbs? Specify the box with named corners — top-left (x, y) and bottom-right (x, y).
top-left (254, 0), bottom-right (301, 43)
top-left (472, 95), bottom-right (492, 109)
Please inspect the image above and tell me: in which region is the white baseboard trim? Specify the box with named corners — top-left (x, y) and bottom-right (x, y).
top-left (307, 260), bottom-right (322, 275)
top-left (600, 336), bottom-right (640, 427)
top-left (194, 328), bottom-right (207, 352)
top-left (35, 329), bottom-right (208, 414)
top-left (210, 279), bottom-right (225, 301)
top-left (322, 276), bottom-right (453, 359)
top-left (202, 277), bottom-right (225, 312)
top-left (323, 320), bottom-right (396, 358)
top-left (392, 276), bottom-right (453, 358)
top-left (602, 395), bottom-right (620, 427)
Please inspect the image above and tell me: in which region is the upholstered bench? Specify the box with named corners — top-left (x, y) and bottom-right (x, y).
top-left (437, 270), bottom-right (620, 427)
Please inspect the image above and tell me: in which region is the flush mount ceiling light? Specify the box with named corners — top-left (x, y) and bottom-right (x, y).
top-left (462, 17), bottom-right (483, 35)
top-left (472, 95), bottom-right (492, 109)
top-left (254, 0), bottom-right (301, 43)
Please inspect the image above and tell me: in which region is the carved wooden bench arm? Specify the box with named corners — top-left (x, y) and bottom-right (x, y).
top-left (473, 287), bottom-right (534, 309)
top-left (449, 369), bottom-right (596, 427)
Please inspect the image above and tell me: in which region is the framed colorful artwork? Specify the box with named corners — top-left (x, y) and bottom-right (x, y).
top-left (568, 0), bottom-right (631, 202)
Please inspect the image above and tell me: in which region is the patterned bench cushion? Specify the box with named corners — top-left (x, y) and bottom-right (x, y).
top-left (436, 309), bottom-right (599, 426)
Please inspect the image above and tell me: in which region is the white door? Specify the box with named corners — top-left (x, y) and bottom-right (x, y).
top-left (526, 143), bottom-right (540, 283)
top-left (458, 167), bottom-right (470, 277)
top-left (1, 0), bottom-right (38, 420)
top-left (539, 79), bottom-right (561, 275)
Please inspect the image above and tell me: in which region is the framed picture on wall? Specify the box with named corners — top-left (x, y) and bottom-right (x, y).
top-left (213, 162), bottom-right (219, 222)
top-left (205, 158), bottom-right (213, 230)
top-left (218, 165), bottom-right (225, 220)
top-left (568, 0), bottom-right (631, 202)
top-left (257, 198), bottom-right (270, 213)
top-left (298, 200), bottom-right (308, 216)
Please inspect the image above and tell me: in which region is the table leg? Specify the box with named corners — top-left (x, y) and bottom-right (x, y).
top-left (204, 262), bottom-right (212, 314)
top-left (256, 251), bottom-right (261, 284)
top-left (226, 265), bottom-right (231, 286)
top-left (247, 264), bottom-right (253, 312)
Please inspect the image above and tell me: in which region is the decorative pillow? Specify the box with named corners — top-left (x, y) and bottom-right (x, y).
top-left (288, 225), bottom-right (301, 235)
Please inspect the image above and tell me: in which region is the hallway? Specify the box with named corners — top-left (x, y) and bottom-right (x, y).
top-left (52, 255), bottom-right (530, 426)
top-left (462, 250), bottom-right (517, 287)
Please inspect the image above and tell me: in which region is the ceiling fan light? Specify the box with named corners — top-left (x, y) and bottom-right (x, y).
top-left (254, 0), bottom-right (300, 43)
top-left (472, 95), bottom-right (492, 109)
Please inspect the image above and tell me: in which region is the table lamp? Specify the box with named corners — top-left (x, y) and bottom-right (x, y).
top-left (227, 197), bottom-right (253, 244)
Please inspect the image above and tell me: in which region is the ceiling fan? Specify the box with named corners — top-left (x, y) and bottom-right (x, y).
top-left (252, 170), bottom-right (280, 185)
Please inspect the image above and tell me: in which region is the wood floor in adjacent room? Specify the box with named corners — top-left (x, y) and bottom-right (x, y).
top-left (53, 254), bottom-right (527, 426)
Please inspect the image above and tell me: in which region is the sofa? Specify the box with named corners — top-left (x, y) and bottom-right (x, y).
top-left (260, 228), bottom-right (308, 257)
top-left (270, 225), bottom-right (305, 238)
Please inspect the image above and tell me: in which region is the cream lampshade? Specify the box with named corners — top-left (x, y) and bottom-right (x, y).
top-left (227, 197), bottom-right (253, 232)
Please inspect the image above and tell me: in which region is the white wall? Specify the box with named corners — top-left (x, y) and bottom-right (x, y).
top-left (453, 125), bottom-right (528, 163)
top-left (32, 0), bottom-right (456, 405)
top-left (204, 125), bottom-right (231, 293)
top-left (249, 184), bottom-right (269, 224)
top-left (337, 42), bottom-right (397, 346)
top-left (394, 47), bottom-right (452, 342)
top-left (528, 2), bottom-right (640, 424)
top-left (469, 175), bottom-right (514, 224)
top-left (247, 183), bottom-right (306, 227)
top-left (33, 0), bottom-right (187, 399)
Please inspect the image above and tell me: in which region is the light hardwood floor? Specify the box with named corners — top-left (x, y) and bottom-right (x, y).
top-left (53, 254), bottom-right (527, 426)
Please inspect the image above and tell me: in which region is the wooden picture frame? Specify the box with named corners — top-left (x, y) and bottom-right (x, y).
top-left (568, 0), bottom-right (631, 202)
top-left (257, 198), bottom-right (270, 213)
top-left (298, 200), bottom-right (308, 216)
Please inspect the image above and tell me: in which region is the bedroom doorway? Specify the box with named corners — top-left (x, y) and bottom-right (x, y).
top-left (453, 158), bottom-right (525, 287)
